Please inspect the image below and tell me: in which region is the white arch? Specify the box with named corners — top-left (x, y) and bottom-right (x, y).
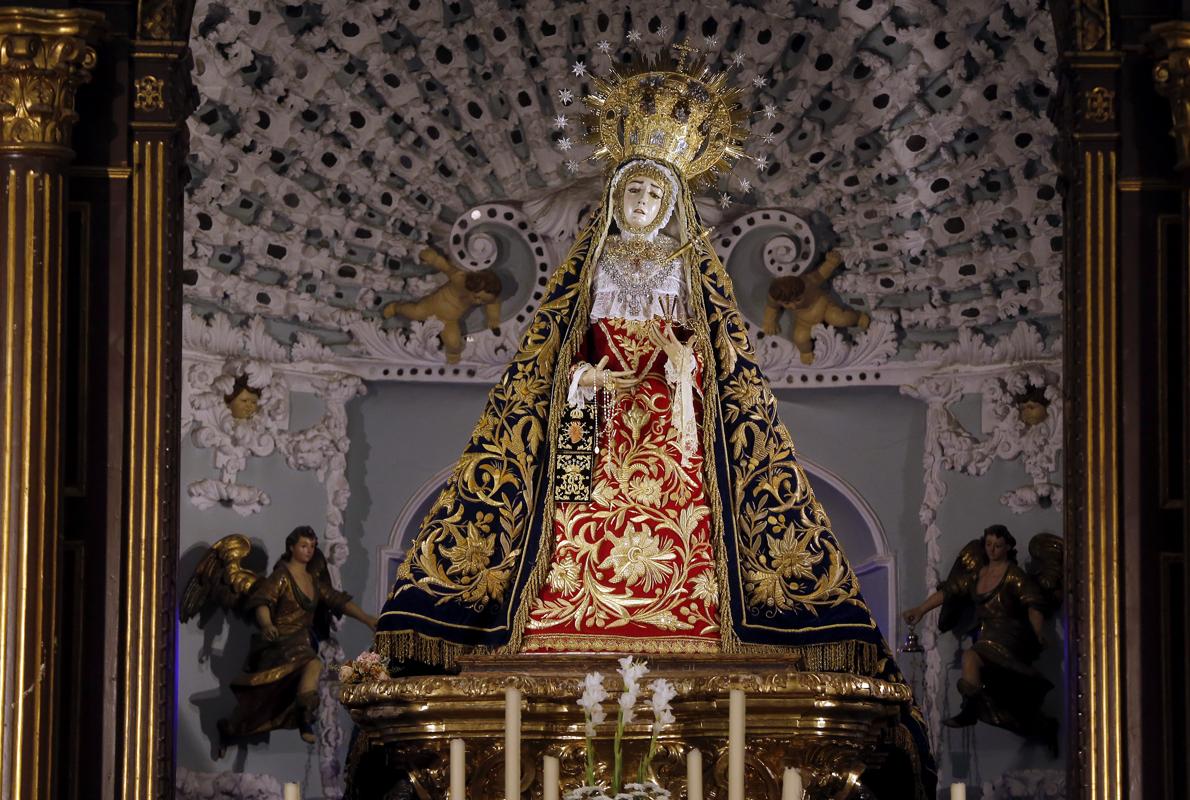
top-left (796, 455), bottom-right (897, 639)
top-left (378, 458), bottom-right (897, 636)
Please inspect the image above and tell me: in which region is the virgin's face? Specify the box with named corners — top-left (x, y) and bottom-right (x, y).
top-left (620, 175), bottom-right (665, 229)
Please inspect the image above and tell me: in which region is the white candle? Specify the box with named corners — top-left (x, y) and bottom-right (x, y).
top-left (728, 689), bottom-right (745, 800)
top-left (505, 686), bottom-right (522, 800)
top-left (781, 767), bottom-right (802, 800)
top-left (450, 738), bottom-right (466, 800)
top-left (950, 783), bottom-right (967, 800)
top-left (542, 755), bottom-right (560, 800)
top-left (282, 784), bottom-right (300, 800)
top-left (686, 748), bottom-right (703, 800)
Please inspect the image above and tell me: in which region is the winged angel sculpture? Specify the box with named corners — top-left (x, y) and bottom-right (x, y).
top-left (904, 525), bottom-right (1063, 751)
top-left (181, 527), bottom-right (376, 752)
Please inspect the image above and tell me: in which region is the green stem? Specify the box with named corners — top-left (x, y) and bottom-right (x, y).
top-left (612, 708), bottom-right (624, 794)
top-left (638, 728), bottom-right (659, 783)
top-left (584, 712), bottom-right (596, 787)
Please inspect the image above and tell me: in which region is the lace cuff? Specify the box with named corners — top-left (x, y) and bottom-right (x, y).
top-left (568, 363), bottom-right (596, 408)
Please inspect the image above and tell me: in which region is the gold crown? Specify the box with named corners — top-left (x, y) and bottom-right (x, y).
top-left (582, 50), bottom-right (749, 186)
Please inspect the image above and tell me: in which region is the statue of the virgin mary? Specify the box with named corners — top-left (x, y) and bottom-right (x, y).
top-left (376, 54), bottom-right (936, 797)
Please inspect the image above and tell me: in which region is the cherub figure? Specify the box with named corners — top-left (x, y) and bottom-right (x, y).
top-left (382, 246), bottom-right (504, 363)
top-left (181, 526), bottom-right (377, 753)
top-left (761, 250), bottom-right (871, 365)
top-left (223, 374), bottom-right (262, 420)
top-left (1014, 384), bottom-right (1051, 427)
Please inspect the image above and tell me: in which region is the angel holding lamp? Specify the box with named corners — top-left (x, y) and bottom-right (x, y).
top-left (903, 524), bottom-right (1062, 751)
top-left (182, 526), bottom-right (377, 751)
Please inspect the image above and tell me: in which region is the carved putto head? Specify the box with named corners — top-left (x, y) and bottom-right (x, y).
top-left (1014, 384), bottom-right (1050, 427)
top-left (223, 374), bottom-right (262, 420)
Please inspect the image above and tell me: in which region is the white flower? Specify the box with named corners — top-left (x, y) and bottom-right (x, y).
top-left (754, 155), bottom-right (769, 171)
top-left (338, 665), bottom-right (356, 682)
top-left (619, 689), bottom-right (639, 724)
top-left (558, 88), bottom-right (574, 105)
top-left (649, 678), bottom-right (677, 732)
top-left (553, 114), bottom-right (569, 130)
top-left (558, 137), bottom-right (573, 151)
top-left (752, 75), bottom-right (768, 88)
top-left (617, 656), bottom-right (650, 691)
top-left (578, 671), bottom-right (609, 735)
top-left (762, 103), bottom-right (777, 119)
top-left (627, 29), bottom-right (642, 43)
top-left (718, 192), bottom-right (733, 209)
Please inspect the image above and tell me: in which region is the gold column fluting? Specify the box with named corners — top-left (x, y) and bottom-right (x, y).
top-left (1064, 14), bottom-right (1125, 794)
top-left (116, 26), bottom-right (190, 799)
top-left (0, 8), bottom-right (102, 800)
top-left (1151, 23), bottom-right (1190, 171)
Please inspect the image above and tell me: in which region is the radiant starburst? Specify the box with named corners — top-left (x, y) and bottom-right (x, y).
top-left (558, 137), bottom-right (573, 151)
top-left (627, 29), bottom-right (642, 43)
top-left (730, 52), bottom-right (746, 68)
top-left (762, 103), bottom-right (777, 119)
top-left (571, 61), bottom-right (587, 78)
top-left (755, 155), bottom-right (769, 171)
top-left (558, 88), bottom-right (574, 105)
top-left (596, 40), bottom-right (612, 54)
top-left (703, 35), bottom-right (719, 48)
top-left (657, 24), bottom-right (670, 37)
top-left (553, 114), bottom-right (569, 130)
top-left (738, 177), bottom-right (752, 193)
top-left (718, 192), bottom-right (733, 209)
top-left (565, 160), bottom-right (579, 172)
top-left (752, 75), bottom-right (768, 89)
top-left (761, 131), bottom-right (777, 145)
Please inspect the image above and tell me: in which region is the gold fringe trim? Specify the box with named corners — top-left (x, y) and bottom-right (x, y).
top-left (373, 629), bottom-right (487, 671)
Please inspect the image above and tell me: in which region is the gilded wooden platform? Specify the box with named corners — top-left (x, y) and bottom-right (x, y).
top-left (340, 654), bottom-right (911, 799)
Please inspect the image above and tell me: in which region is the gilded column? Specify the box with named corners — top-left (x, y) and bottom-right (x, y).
top-left (115, 13), bottom-right (191, 798)
top-left (0, 8), bottom-right (102, 800)
top-left (1061, 2), bottom-right (1124, 796)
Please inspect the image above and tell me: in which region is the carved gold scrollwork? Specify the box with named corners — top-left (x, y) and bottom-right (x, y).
top-left (1074, 0), bottom-right (1111, 51)
top-left (0, 8), bottom-right (104, 155)
top-left (133, 75), bottom-right (165, 110)
top-left (1150, 22), bottom-right (1190, 171)
top-left (1082, 86), bottom-right (1116, 123)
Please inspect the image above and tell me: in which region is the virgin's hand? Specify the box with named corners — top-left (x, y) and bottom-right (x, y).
top-left (576, 356), bottom-right (640, 391)
top-left (649, 325), bottom-right (688, 363)
top-left (262, 623), bottom-right (279, 641)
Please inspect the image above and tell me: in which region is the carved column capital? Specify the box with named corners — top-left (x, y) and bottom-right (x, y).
top-left (1150, 21), bottom-right (1190, 171)
top-left (0, 8), bottom-right (104, 157)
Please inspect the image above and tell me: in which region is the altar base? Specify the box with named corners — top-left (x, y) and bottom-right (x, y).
top-left (340, 654), bottom-right (911, 799)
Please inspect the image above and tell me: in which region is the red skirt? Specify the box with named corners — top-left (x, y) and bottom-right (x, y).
top-left (523, 318), bottom-right (721, 654)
